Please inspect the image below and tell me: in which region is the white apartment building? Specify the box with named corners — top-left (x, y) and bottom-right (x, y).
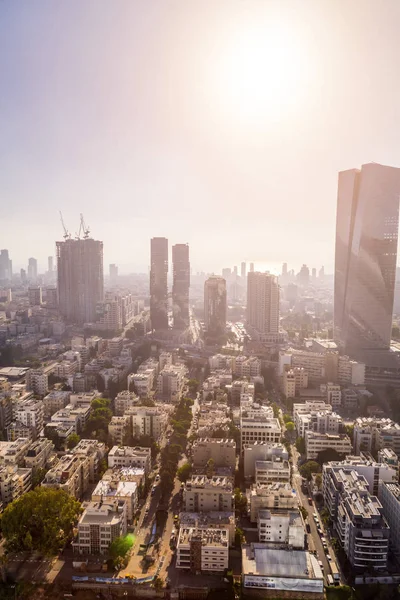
top-left (255, 458), bottom-right (290, 485)
top-left (24, 438), bottom-right (53, 470)
top-left (280, 349), bottom-right (365, 386)
top-left (128, 373), bottom-right (152, 398)
top-left (282, 369), bottom-right (296, 399)
top-left (244, 442), bottom-right (288, 478)
top-left (157, 365), bottom-right (185, 403)
top-left (296, 410), bottom-right (343, 439)
top-left (247, 482), bottom-right (298, 523)
top-left (233, 356), bottom-right (261, 378)
top-left (108, 415), bottom-right (130, 446)
top-left (7, 421), bottom-right (32, 441)
top-left (192, 438), bottom-right (236, 470)
top-left (380, 482), bottom-right (400, 558)
top-left (354, 417), bottom-right (400, 456)
top-left (114, 390), bottom-right (139, 416)
top-left (72, 439), bottom-right (106, 482)
top-left (240, 416), bottom-right (281, 451)
top-left (228, 380), bottom-right (255, 405)
top-left (257, 509), bottom-right (304, 548)
top-left (338, 356), bottom-right (365, 386)
top-left (26, 369), bottom-right (48, 396)
top-left (176, 527), bottom-right (229, 572)
top-left (42, 454), bottom-right (89, 499)
top-left (325, 455), bottom-right (397, 497)
top-left (378, 447), bottom-right (399, 477)
top-left (92, 479), bottom-right (138, 521)
top-left (159, 352), bottom-right (173, 370)
top-left (305, 431), bottom-right (352, 460)
top-left (183, 475), bottom-right (233, 512)
top-left (54, 360), bottom-right (78, 379)
top-left (0, 465), bottom-right (31, 506)
top-left (325, 382), bottom-right (342, 408)
top-left (108, 336), bottom-right (124, 356)
top-left (51, 403), bottom-right (91, 434)
top-left (126, 405), bottom-right (168, 439)
top-left (43, 390), bottom-right (71, 417)
top-left (209, 354), bottom-right (234, 372)
top-left (73, 499), bottom-right (127, 555)
top-left (0, 438), bottom-right (32, 467)
top-left (15, 398), bottom-right (44, 438)
top-left (108, 446), bottom-right (151, 473)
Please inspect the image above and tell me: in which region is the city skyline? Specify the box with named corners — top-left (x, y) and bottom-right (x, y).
top-left (2, 1), bottom-right (400, 272)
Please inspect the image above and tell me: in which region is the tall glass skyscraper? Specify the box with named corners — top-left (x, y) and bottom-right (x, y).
top-left (172, 243), bottom-right (190, 330)
top-left (334, 163), bottom-right (400, 361)
top-left (150, 237), bottom-right (169, 330)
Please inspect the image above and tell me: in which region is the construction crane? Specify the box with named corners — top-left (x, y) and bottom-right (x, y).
top-left (80, 213), bottom-right (90, 239)
top-left (59, 211), bottom-right (71, 240)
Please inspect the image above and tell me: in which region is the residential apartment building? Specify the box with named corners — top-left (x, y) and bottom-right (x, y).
top-left (26, 369), bottom-right (48, 396)
top-left (324, 455), bottom-right (397, 497)
top-left (108, 416), bottom-right (130, 446)
top-left (15, 398), bottom-right (44, 439)
top-left (51, 403), bottom-right (91, 434)
top-left (247, 482), bottom-right (298, 523)
top-left (107, 446), bottom-right (151, 473)
top-left (0, 465), bottom-right (31, 507)
top-left (325, 383), bottom-right (342, 408)
top-left (305, 432), bottom-right (352, 460)
top-left (192, 438), bottom-right (236, 470)
top-left (176, 527), bottom-right (229, 572)
top-left (282, 369), bottom-right (296, 399)
top-left (42, 454), bottom-right (89, 499)
top-left (244, 442), bottom-right (288, 478)
top-left (150, 237), bottom-right (168, 331)
top-left (257, 509), bottom-right (304, 548)
top-left (126, 405), bottom-right (168, 439)
top-left (92, 479), bottom-right (138, 521)
top-left (114, 390), bottom-right (139, 416)
top-left (0, 438), bottom-right (32, 467)
top-left (240, 415), bottom-right (281, 451)
top-left (183, 475), bottom-right (233, 512)
top-left (380, 482), bottom-right (400, 558)
top-left (24, 438), bottom-right (54, 471)
top-left (157, 365), bottom-right (185, 403)
top-left (280, 348), bottom-right (365, 386)
top-left (72, 439), bottom-right (106, 482)
top-left (378, 447), bottom-right (399, 478)
top-left (28, 287), bottom-right (42, 306)
top-left (233, 356), bottom-right (261, 378)
top-left (43, 390), bottom-right (71, 417)
top-left (172, 243), bottom-right (190, 330)
top-left (354, 417), bottom-right (400, 456)
top-left (255, 458), bottom-right (291, 486)
top-left (72, 499), bottom-right (127, 555)
top-left (128, 373), bottom-right (152, 398)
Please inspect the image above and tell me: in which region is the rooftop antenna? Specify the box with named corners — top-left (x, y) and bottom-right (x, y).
top-left (59, 211), bottom-right (71, 240)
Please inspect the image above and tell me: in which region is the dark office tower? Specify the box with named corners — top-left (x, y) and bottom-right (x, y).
top-left (241, 262), bottom-right (246, 279)
top-left (172, 243), bottom-right (190, 330)
top-left (0, 250), bottom-right (12, 281)
top-left (57, 237), bottom-right (104, 324)
top-left (150, 237), bottom-right (168, 330)
top-left (27, 257), bottom-right (37, 281)
top-left (247, 272), bottom-right (279, 337)
top-left (334, 163), bottom-right (400, 359)
top-left (204, 276), bottom-right (227, 335)
top-left (250, 262), bottom-right (254, 273)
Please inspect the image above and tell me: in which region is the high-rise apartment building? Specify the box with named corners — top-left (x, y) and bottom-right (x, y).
top-left (249, 262), bottom-right (254, 273)
top-left (48, 256), bottom-right (53, 273)
top-left (247, 272), bottom-right (279, 339)
top-left (204, 276), bottom-right (227, 336)
top-left (109, 263), bottom-right (118, 283)
top-left (150, 237), bottom-right (168, 330)
top-left (334, 163), bottom-right (400, 361)
top-left (241, 262), bottom-right (246, 279)
top-left (172, 243), bottom-right (190, 330)
top-left (0, 250), bottom-right (12, 281)
top-left (57, 237), bottom-right (104, 325)
top-left (27, 257), bottom-right (37, 281)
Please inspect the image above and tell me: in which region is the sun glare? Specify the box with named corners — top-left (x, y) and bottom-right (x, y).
top-left (212, 22), bottom-right (310, 125)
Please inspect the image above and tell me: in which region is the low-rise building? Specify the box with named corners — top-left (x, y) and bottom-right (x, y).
top-left (305, 431), bottom-right (352, 460)
top-left (179, 511), bottom-right (235, 547)
top-left (242, 544), bottom-right (324, 598)
top-left (183, 475), bottom-right (233, 512)
top-left (107, 446), bottom-right (151, 473)
top-left (257, 509), bottom-right (304, 548)
top-left (192, 438), bottom-right (236, 470)
top-left (72, 499), bottom-right (127, 555)
top-left (71, 439), bottom-right (106, 482)
top-left (325, 382), bottom-right (342, 408)
top-left (247, 482), bottom-right (298, 523)
top-left (114, 390), bottom-right (139, 415)
top-left (7, 421), bottom-right (33, 441)
top-left (380, 482), bottom-right (400, 558)
top-left (126, 405), bottom-right (168, 439)
top-left (255, 458), bottom-right (290, 486)
top-left (24, 437), bottom-right (54, 470)
top-left (0, 465), bottom-right (32, 506)
top-left (244, 442), bottom-right (288, 478)
top-left (92, 479), bottom-right (138, 521)
top-left (325, 455), bottom-right (398, 497)
top-left (42, 454), bottom-right (89, 499)
top-left (176, 526), bottom-right (229, 572)
top-left (378, 447), bottom-right (399, 478)
top-left (15, 398), bottom-right (44, 439)
top-left (354, 417), bottom-right (400, 456)
top-left (0, 438), bottom-right (32, 466)
top-left (128, 373), bottom-right (152, 398)
top-left (26, 369), bottom-right (48, 396)
top-left (43, 390), bottom-right (71, 417)
top-left (51, 403), bottom-right (91, 434)
top-left (240, 416), bottom-right (281, 451)
top-left (157, 365), bottom-right (186, 403)
top-left (108, 415), bottom-right (130, 446)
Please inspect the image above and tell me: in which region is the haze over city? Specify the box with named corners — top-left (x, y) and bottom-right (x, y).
top-left (2, 0), bottom-right (400, 272)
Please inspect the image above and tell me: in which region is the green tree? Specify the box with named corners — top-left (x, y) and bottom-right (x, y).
top-left (109, 534), bottom-right (134, 562)
top-left (299, 506), bottom-right (308, 520)
top-left (234, 488), bottom-right (247, 515)
top-left (345, 424), bottom-right (354, 442)
top-left (177, 462), bottom-right (192, 483)
top-left (315, 474), bottom-right (322, 490)
top-left (67, 433), bottom-right (80, 449)
top-left (316, 448), bottom-right (344, 466)
top-left (299, 461), bottom-right (321, 481)
top-left (187, 379), bottom-right (199, 393)
top-left (271, 403), bottom-right (279, 419)
top-left (206, 458), bottom-right (215, 478)
top-left (31, 467), bottom-right (47, 489)
top-left (234, 527), bottom-right (245, 547)
top-left (285, 421), bottom-right (295, 432)
top-left (1, 488), bottom-right (81, 555)
top-left (283, 414), bottom-right (293, 424)
top-left (295, 437), bottom-right (306, 455)
top-left (153, 576), bottom-right (164, 591)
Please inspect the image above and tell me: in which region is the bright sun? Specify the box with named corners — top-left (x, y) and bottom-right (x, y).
top-left (212, 22), bottom-right (310, 125)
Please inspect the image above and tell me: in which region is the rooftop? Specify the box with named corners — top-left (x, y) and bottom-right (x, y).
top-left (178, 526), bottom-right (229, 548)
top-left (242, 544), bottom-right (323, 580)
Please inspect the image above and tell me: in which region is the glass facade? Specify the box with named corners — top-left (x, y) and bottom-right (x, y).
top-left (334, 163), bottom-right (400, 359)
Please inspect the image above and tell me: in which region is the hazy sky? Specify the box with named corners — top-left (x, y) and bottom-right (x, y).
top-left (1, 0), bottom-right (400, 275)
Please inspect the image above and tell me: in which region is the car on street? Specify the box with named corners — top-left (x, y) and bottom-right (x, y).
top-left (308, 497), bottom-right (313, 505)
top-left (155, 474), bottom-right (160, 481)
